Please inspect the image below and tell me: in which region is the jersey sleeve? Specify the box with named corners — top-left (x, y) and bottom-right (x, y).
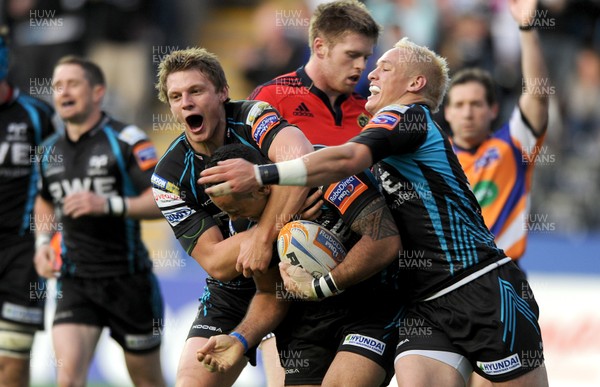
top-left (248, 83), bottom-right (278, 104)
top-left (241, 100), bottom-right (294, 156)
top-left (322, 170), bottom-right (381, 225)
top-left (151, 165), bottom-right (217, 255)
top-left (507, 106), bottom-right (545, 160)
top-left (118, 125), bottom-right (159, 193)
top-left (349, 104), bottom-right (428, 163)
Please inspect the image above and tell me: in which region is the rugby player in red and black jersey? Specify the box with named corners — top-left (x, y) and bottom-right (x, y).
top-left (248, 0), bottom-right (378, 147)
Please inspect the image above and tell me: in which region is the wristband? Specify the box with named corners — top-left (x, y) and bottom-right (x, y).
top-left (229, 331), bottom-right (249, 352)
top-left (312, 272), bottom-right (342, 299)
top-left (519, 24), bottom-right (535, 31)
top-left (255, 164), bottom-right (279, 186)
top-left (35, 233), bottom-right (52, 250)
top-left (105, 196), bottom-right (128, 217)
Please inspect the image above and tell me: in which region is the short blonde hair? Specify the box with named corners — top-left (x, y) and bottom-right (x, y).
top-left (393, 37), bottom-right (449, 113)
top-left (155, 47), bottom-right (228, 104)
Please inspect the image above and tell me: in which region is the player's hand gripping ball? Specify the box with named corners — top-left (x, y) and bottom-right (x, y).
top-left (277, 220), bottom-right (346, 278)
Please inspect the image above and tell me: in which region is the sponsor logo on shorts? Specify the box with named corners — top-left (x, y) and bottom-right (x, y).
top-left (191, 324), bottom-right (223, 333)
top-left (1, 302), bottom-right (43, 324)
top-left (252, 112), bottom-right (280, 147)
top-left (343, 334), bottom-right (386, 356)
top-left (477, 354), bottom-right (522, 376)
top-left (125, 334), bottom-right (161, 350)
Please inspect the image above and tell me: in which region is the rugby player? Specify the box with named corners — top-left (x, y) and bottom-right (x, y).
top-left (198, 143), bottom-right (402, 387)
top-left (199, 36), bottom-right (549, 387)
top-left (152, 47), bottom-right (312, 386)
top-left (0, 29), bottom-right (57, 387)
top-left (33, 56), bottom-right (166, 387)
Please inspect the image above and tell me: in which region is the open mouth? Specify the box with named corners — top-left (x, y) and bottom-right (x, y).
top-left (61, 100), bottom-right (76, 107)
top-left (186, 114), bottom-right (204, 130)
top-left (369, 85), bottom-right (381, 96)
top-left (348, 75), bottom-right (360, 82)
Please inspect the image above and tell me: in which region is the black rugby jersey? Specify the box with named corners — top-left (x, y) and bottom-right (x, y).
top-left (315, 169), bottom-right (399, 296)
top-left (152, 100), bottom-right (294, 288)
top-left (38, 114), bottom-right (158, 278)
top-left (0, 87), bottom-right (56, 243)
top-left (350, 104), bottom-right (505, 302)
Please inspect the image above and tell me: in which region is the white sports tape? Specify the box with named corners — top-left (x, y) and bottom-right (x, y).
top-left (0, 320), bottom-right (36, 358)
top-left (277, 158), bottom-right (307, 186)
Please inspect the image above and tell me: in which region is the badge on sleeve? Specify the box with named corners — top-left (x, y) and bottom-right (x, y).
top-left (133, 141), bottom-right (158, 171)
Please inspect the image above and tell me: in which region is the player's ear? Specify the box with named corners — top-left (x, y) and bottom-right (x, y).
top-left (257, 185), bottom-right (270, 197)
top-left (314, 37), bottom-right (327, 59)
top-left (218, 86), bottom-right (229, 103)
top-left (92, 84), bottom-right (106, 104)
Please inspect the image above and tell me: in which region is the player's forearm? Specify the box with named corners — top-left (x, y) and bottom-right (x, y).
top-left (331, 235), bottom-right (401, 290)
top-left (125, 188), bottom-right (163, 219)
top-left (518, 14), bottom-right (549, 134)
top-left (259, 143), bottom-right (372, 188)
top-left (234, 292), bottom-right (289, 348)
top-left (33, 196), bottom-right (56, 241)
top-left (191, 229), bottom-right (248, 281)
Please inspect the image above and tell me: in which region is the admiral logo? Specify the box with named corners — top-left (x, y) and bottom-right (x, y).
top-left (477, 354), bottom-right (521, 375)
top-left (293, 102), bottom-right (313, 117)
top-left (163, 207), bottom-right (195, 226)
top-left (325, 175), bottom-right (367, 214)
top-left (343, 334), bottom-right (386, 356)
top-left (252, 112), bottom-right (280, 147)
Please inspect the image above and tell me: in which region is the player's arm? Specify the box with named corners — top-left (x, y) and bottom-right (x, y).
top-left (281, 196), bottom-right (401, 299)
top-left (511, 0), bottom-right (549, 135)
top-left (123, 187), bottom-right (162, 219)
top-left (197, 265), bottom-right (290, 372)
top-left (200, 142), bottom-right (374, 195)
top-left (236, 125), bottom-right (313, 277)
top-left (33, 195), bottom-right (58, 278)
top-left (188, 225), bottom-right (254, 282)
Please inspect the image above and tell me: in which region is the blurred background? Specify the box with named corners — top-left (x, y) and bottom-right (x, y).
top-left (1, 0), bottom-right (599, 385)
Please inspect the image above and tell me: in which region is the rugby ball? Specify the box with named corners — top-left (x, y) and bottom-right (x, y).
top-left (277, 220), bottom-right (346, 278)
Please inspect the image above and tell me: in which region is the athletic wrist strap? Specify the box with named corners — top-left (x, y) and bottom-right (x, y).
top-left (255, 159), bottom-right (307, 186)
top-left (105, 196), bottom-right (128, 217)
top-left (229, 331), bottom-right (249, 352)
top-left (312, 272), bottom-right (342, 299)
top-left (35, 233), bottom-right (52, 250)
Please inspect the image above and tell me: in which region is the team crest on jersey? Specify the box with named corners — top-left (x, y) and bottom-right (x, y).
top-left (363, 112), bottom-right (400, 131)
top-left (246, 101), bottom-right (272, 126)
top-left (133, 141), bottom-right (158, 171)
top-left (475, 147), bottom-right (500, 171)
top-left (252, 112), bottom-right (280, 147)
top-left (357, 113), bottom-right (370, 128)
top-left (324, 175), bottom-right (368, 215)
